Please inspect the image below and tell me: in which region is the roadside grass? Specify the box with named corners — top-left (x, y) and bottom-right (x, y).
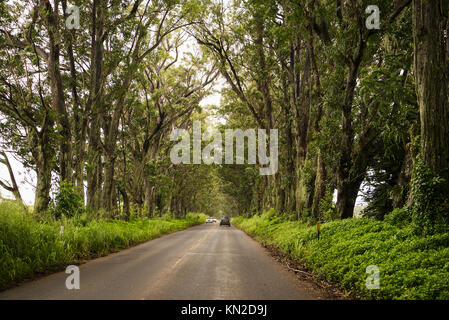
top-left (0, 200), bottom-right (206, 290)
top-left (232, 213), bottom-right (449, 300)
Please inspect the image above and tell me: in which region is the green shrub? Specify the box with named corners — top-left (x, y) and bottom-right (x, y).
top-left (410, 158), bottom-right (449, 235)
top-left (160, 212), bottom-right (174, 221)
top-left (261, 208), bottom-right (277, 220)
top-left (320, 189), bottom-right (338, 222)
top-left (384, 208), bottom-right (412, 228)
top-left (50, 182), bottom-right (84, 219)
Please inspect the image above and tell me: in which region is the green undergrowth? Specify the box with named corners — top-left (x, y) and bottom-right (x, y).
top-left (232, 212), bottom-right (449, 300)
top-left (0, 200), bottom-right (206, 290)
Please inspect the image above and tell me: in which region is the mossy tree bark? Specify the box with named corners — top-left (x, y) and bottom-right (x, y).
top-left (412, 0), bottom-right (449, 184)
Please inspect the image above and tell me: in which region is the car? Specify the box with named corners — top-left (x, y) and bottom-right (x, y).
top-left (206, 218), bottom-right (215, 223)
top-left (219, 216), bottom-right (231, 227)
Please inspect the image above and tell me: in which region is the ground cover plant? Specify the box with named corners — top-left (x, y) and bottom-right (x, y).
top-left (232, 211), bottom-right (449, 300)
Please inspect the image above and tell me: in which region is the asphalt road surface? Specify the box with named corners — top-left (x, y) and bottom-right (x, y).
top-left (0, 223), bottom-right (332, 300)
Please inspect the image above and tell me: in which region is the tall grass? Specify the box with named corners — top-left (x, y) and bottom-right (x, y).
top-left (0, 200), bottom-right (206, 290)
top-left (232, 213), bottom-right (449, 300)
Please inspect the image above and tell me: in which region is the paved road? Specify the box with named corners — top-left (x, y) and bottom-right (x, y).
top-left (0, 223), bottom-right (328, 300)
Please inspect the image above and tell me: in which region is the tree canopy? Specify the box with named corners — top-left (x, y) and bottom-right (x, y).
top-left (1, 0), bottom-right (448, 233)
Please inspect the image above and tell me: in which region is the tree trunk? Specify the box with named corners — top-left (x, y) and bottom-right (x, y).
top-left (413, 0), bottom-right (449, 183)
top-left (144, 182), bottom-right (154, 217)
top-left (119, 186), bottom-right (130, 220)
top-left (312, 150), bottom-right (326, 220)
top-left (393, 136), bottom-right (413, 209)
top-left (102, 155), bottom-right (116, 213)
top-left (337, 179), bottom-right (363, 219)
top-left (44, 0), bottom-right (72, 183)
top-left (86, 0), bottom-right (105, 211)
top-left (62, 0), bottom-right (85, 197)
top-left (280, 59), bottom-right (296, 214)
top-left (336, 38), bottom-right (365, 219)
top-left (34, 130), bottom-right (54, 213)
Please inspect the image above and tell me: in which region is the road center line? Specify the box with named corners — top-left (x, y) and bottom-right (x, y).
top-left (172, 224), bottom-right (217, 268)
